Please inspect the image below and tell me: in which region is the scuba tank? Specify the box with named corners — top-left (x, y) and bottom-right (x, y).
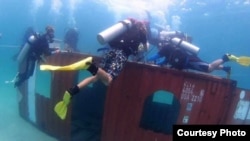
top-left (17, 35), bottom-right (37, 64)
top-left (17, 43), bottom-right (30, 64)
top-left (171, 37), bottom-right (200, 55)
top-left (160, 31), bottom-right (178, 38)
top-left (159, 31), bottom-right (183, 42)
top-left (97, 19), bottom-right (133, 45)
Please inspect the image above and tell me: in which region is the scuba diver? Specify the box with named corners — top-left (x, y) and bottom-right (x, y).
top-left (63, 27), bottom-right (79, 52)
top-left (14, 25), bottom-right (60, 87)
top-left (145, 11), bottom-right (250, 74)
top-left (40, 18), bottom-right (149, 120)
top-left (146, 29), bottom-right (237, 74)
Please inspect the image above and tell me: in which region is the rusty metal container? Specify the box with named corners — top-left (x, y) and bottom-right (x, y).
top-left (18, 52), bottom-right (241, 141)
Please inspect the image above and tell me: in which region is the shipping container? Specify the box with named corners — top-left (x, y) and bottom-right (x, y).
top-left (17, 52), bottom-right (248, 141)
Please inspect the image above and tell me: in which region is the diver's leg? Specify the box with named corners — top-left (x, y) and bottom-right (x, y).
top-left (208, 54), bottom-right (233, 73)
top-left (208, 59), bottom-right (224, 72)
top-left (77, 76), bottom-right (98, 91)
top-left (27, 57), bottom-right (36, 78)
top-left (70, 63), bottom-right (111, 95)
top-left (96, 68), bottom-right (113, 86)
top-left (14, 56), bottom-right (32, 87)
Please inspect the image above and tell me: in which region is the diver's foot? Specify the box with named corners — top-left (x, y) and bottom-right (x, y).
top-left (13, 73), bottom-right (23, 88)
top-left (223, 66), bottom-right (231, 79)
top-left (79, 57), bottom-right (93, 70)
top-left (14, 78), bottom-right (21, 88)
top-left (86, 61), bottom-right (92, 66)
top-left (222, 54), bottom-right (238, 62)
top-left (223, 66), bottom-right (231, 74)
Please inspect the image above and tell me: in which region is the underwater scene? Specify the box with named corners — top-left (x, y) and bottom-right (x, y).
top-left (0, 0), bottom-right (250, 141)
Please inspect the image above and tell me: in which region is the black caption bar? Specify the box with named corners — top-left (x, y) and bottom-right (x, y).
top-left (173, 125), bottom-right (250, 141)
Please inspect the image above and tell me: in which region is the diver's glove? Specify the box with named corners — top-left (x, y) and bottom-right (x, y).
top-left (54, 85), bottom-right (80, 120)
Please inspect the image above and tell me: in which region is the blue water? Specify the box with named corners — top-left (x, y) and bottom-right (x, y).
top-left (0, 0), bottom-right (249, 88)
top-left (0, 0), bottom-right (250, 140)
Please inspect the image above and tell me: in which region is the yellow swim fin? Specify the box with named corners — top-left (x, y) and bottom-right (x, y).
top-left (54, 91), bottom-right (71, 120)
top-left (226, 54), bottom-right (250, 67)
top-left (40, 57), bottom-right (93, 71)
top-left (237, 56), bottom-right (250, 66)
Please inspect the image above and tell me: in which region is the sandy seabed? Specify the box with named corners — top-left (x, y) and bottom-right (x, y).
top-left (0, 83), bottom-right (57, 141)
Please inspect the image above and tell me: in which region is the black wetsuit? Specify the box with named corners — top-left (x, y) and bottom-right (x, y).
top-left (15, 33), bottom-right (53, 87)
top-left (155, 43), bottom-right (209, 72)
top-left (147, 30), bottom-right (209, 72)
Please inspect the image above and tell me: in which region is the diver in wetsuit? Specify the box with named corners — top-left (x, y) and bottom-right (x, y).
top-left (14, 26), bottom-right (59, 87)
top-left (64, 27), bottom-right (79, 52)
top-left (40, 18), bottom-right (149, 120)
top-left (147, 30), bottom-right (235, 73)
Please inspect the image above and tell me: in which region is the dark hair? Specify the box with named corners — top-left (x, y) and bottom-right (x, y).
top-left (46, 25), bottom-right (54, 34)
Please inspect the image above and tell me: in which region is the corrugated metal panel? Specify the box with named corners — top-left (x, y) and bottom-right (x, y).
top-left (18, 82), bottom-right (29, 119)
top-left (102, 63), bottom-right (179, 141)
top-left (44, 52), bottom-right (89, 141)
top-left (177, 75), bottom-right (236, 124)
top-left (101, 62), bottom-right (237, 141)
top-left (18, 53), bottom-right (93, 141)
top-left (225, 88), bottom-right (250, 124)
top-left (17, 59), bottom-right (29, 120)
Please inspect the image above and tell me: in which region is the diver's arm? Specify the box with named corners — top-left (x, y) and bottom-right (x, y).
top-left (143, 42), bottom-right (149, 52)
top-left (138, 42), bottom-right (149, 53)
top-left (49, 47), bottom-right (61, 54)
top-left (157, 58), bottom-right (167, 66)
top-left (147, 53), bottom-right (162, 62)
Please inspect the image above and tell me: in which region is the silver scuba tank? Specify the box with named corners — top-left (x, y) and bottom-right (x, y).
top-left (17, 35), bottom-right (37, 64)
top-left (97, 19), bottom-right (133, 45)
top-left (159, 31), bottom-right (178, 41)
top-left (171, 37), bottom-right (200, 55)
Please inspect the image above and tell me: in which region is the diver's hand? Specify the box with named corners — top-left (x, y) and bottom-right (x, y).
top-left (54, 49), bottom-right (61, 53)
top-left (52, 49), bottom-right (61, 54)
